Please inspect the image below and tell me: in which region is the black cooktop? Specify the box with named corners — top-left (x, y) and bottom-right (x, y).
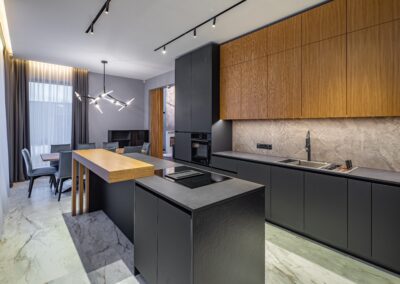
top-left (154, 166), bottom-right (231, 189)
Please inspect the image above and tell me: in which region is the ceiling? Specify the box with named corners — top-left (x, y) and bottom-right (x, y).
top-left (5, 0), bottom-right (326, 80)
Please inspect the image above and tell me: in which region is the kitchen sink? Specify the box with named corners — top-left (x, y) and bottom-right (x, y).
top-left (277, 159), bottom-right (331, 169)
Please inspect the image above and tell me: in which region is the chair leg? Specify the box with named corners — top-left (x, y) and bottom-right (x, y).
top-left (58, 179), bottom-right (64, 202)
top-left (55, 178), bottom-right (60, 195)
top-left (28, 177), bottom-right (35, 198)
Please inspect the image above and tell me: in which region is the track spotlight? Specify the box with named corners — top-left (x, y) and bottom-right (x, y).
top-left (212, 17), bottom-right (216, 28)
top-left (162, 46), bottom-right (167, 54)
top-left (193, 28), bottom-right (197, 38)
top-left (105, 0), bottom-right (110, 14)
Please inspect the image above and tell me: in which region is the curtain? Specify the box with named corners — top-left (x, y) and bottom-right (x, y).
top-left (71, 68), bottom-right (89, 149)
top-left (28, 61), bottom-right (73, 167)
top-left (4, 51), bottom-right (30, 183)
top-left (0, 41), bottom-right (10, 238)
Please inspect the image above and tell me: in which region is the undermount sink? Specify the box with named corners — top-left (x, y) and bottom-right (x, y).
top-left (277, 159), bottom-right (331, 169)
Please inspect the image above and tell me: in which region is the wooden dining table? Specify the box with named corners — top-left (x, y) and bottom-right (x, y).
top-left (40, 152), bottom-right (60, 162)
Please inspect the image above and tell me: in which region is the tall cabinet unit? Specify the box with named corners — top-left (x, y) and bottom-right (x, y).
top-left (174, 43), bottom-right (232, 163)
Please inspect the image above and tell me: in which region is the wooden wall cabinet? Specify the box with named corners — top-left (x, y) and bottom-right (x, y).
top-left (242, 28), bottom-right (268, 62)
top-left (220, 65), bottom-right (241, 119)
top-left (302, 35), bottom-right (347, 118)
top-left (220, 40), bottom-right (243, 68)
top-left (268, 15), bottom-right (301, 55)
top-left (302, 0), bottom-right (346, 45)
top-left (347, 0), bottom-right (399, 32)
top-left (268, 48), bottom-right (302, 119)
top-left (347, 22), bottom-right (398, 117)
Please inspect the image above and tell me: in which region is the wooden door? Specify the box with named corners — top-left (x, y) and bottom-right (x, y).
top-left (302, 35), bottom-right (347, 118)
top-left (149, 88), bottom-right (163, 158)
top-left (267, 47), bottom-right (302, 119)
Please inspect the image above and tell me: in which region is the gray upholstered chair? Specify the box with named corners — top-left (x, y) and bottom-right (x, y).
top-left (102, 142), bottom-right (119, 149)
top-left (76, 143), bottom-right (96, 150)
top-left (123, 146), bottom-right (142, 153)
top-left (141, 142), bottom-right (151, 155)
top-left (21, 148), bottom-right (57, 198)
top-left (49, 144), bottom-right (71, 187)
top-left (55, 151), bottom-right (72, 202)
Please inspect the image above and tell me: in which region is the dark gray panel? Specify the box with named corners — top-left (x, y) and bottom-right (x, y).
top-left (193, 190), bottom-right (264, 284)
top-left (175, 53), bottom-right (192, 132)
top-left (270, 166), bottom-right (304, 232)
top-left (211, 121), bottom-right (232, 153)
top-left (211, 156), bottom-right (237, 173)
top-left (158, 199), bottom-right (192, 284)
top-left (348, 179), bottom-right (372, 259)
top-left (174, 132), bottom-right (191, 162)
top-left (372, 183), bottom-right (400, 272)
top-left (191, 45), bottom-right (212, 133)
top-left (134, 186), bottom-right (158, 284)
top-left (304, 172), bottom-right (347, 249)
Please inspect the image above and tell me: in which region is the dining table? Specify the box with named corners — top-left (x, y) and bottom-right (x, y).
top-left (40, 152), bottom-right (60, 162)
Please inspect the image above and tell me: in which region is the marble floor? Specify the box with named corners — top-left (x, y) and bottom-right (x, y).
top-left (0, 178), bottom-right (399, 284)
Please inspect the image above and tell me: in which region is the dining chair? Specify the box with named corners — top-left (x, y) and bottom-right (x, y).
top-left (55, 151), bottom-right (72, 202)
top-left (49, 144), bottom-right (71, 187)
top-left (102, 142), bottom-right (119, 149)
top-left (123, 146), bottom-right (142, 153)
top-left (76, 143), bottom-right (96, 150)
top-left (21, 148), bottom-right (57, 198)
top-left (141, 142), bottom-right (151, 155)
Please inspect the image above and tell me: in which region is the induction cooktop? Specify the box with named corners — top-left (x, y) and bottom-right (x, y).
top-left (154, 166), bottom-right (231, 189)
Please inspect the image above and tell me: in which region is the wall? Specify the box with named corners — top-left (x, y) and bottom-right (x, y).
top-left (144, 70), bottom-right (174, 129)
top-left (233, 118), bottom-right (400, 172)
top-left (88, 72), bottom-right (145, 147)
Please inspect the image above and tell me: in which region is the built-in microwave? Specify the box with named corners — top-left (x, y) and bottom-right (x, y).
top-left (191, 133), bottom-right (211, 166)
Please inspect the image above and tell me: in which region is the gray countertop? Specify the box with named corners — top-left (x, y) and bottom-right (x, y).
top-left (213, 151), bottom-right (400, 187)
top-left (125, 153), bottom-right (264, 212)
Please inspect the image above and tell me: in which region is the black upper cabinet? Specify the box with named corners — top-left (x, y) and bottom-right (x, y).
top-left (304, 172), bottom-right (348, 249)
top-left (372, 183), bottom-right (400, 272)
top-left (173, 132), bottom-right (191, 162)
top-left (270, 166), bottom-right (304, 232)
top-left (175, 43), bottom-right (219, 133)
top-left (175, 53), bottom-right (192, 132)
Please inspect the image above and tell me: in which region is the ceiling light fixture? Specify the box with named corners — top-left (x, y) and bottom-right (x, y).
top-left (154, 0), bottom-right (247, 53)
top-left (75, 60), bottom-right (135, 114)
top-left (162, 46), bottom-right (166, 54)
top-left (85, 0), bottom-right (113, 34)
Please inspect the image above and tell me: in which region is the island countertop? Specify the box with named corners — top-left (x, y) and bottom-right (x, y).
top-left (72, 149), bottom-right (155, 183)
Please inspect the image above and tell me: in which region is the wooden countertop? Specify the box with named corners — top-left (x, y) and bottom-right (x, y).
top-left (72, 149), bottom-right (154, 183)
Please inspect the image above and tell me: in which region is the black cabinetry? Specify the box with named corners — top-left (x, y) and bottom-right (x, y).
top-left (270, 167), bottom-right (304, 232)
top-left (175, 53), bottom-right (192, 132)
top-left (348, 179), bottom-right (372, 259)
top-left (372, 184), bottom-right (400, 272)
top-left (174, 132), bottom-right (191, 162)
top-left (304, 172), bottom-right (347, 249)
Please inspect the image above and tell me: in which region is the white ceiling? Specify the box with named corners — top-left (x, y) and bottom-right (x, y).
top-left (5, 0), bottom-right (326, 80)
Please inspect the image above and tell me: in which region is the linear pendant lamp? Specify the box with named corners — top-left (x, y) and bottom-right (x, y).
top-left (75, 61), bottom-right (135, 114)
top-left (85, 0), bottom-right (112, 34)
top-left (154, 0), bottom-right (247, 54)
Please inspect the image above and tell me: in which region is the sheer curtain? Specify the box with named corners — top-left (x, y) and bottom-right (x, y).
top-left (0, 40), bottom-right (10, 238)
top-left (28, 61), bottom-right (73, 167)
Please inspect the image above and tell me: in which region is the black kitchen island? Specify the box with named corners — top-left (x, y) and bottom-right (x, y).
top-left (134, 164), bottom-right (265, 284)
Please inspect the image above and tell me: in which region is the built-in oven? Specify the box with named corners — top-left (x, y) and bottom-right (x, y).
top-left (191, 133), bottom-right (211, 166)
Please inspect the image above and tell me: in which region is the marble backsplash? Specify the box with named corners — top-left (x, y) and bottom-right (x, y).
top-left (233, 118), bottom-right (400, 172)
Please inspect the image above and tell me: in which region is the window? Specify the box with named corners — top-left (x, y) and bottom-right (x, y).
top-left (28, 61), bottom-right (73, 167)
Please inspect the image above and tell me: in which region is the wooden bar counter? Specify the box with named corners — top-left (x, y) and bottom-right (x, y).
top-left (71, 149), bottom-right (154, 217)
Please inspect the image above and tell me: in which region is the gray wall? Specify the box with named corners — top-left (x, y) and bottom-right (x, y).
top-left (88, 72), bottom-right (145, 147)
top-left (144, 70), bottom-right (174, 129)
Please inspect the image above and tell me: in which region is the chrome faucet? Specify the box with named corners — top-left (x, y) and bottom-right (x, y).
top-left (305, 130), bottom-right (311, 161)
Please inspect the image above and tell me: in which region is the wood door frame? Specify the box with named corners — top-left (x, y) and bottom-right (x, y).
top-left (149, 88), bottom-right (164, 158)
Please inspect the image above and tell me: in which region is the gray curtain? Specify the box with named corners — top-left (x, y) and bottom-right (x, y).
top-left (71, 68), bottom-right (89, 150)
top-left (4, 50), bottom-right (30, 185)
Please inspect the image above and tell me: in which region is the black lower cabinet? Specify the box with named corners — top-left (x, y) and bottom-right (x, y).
top-left (372, 184), bottom-right (400, 272)
top-left (157, 199), bottom-right (191, 284)
top-left (348, 180), bottom-right (372, 259)
top-left (304, 173), bottom-right (347, 249)
top-left (174, 132), bottom-right (191, 162)
top-left (134, 186), bottom-right (158, 284)
top-left (237, 161), bottom-right (271, 219)
top-left (270, 167), bottom-right (304, 232)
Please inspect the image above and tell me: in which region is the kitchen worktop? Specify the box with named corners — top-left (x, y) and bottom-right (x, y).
top-left (213, 151), bottom-right (400, 187)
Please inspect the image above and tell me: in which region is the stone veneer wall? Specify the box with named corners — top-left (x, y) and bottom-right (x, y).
top-left (232, 118), bottom-right (400, 172)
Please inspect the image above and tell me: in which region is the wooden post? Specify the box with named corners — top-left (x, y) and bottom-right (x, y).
top-left (84, 167), bottom-right (90, 213)
top-left (71, 159), bottom-right (77, 216)
top-left (78, 164), bottom-right (85, 215)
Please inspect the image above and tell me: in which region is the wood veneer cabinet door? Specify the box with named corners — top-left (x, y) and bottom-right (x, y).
top-left (220, 40), bottom-right (243, 68)
top-left (302, 35), bottom-right (347, 118)
top-left (241, 57), bottom-right (268, 119)
top-left (220, 64), bottom-right (241, 119)
top-left (302, 0), bottom-right (346, 45)
top-left (347, 0), bottom-right (397, 32)
top-left (347, 22), bottom-right (397, 117)
top-left (267, 15), bottom-right (301, 55)
top-left (394, 20), bottom-right (400, 115)
top-left (268, 48), bottom-right (302, 119)
top-left (241, 28), bottom-right (268, 62)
